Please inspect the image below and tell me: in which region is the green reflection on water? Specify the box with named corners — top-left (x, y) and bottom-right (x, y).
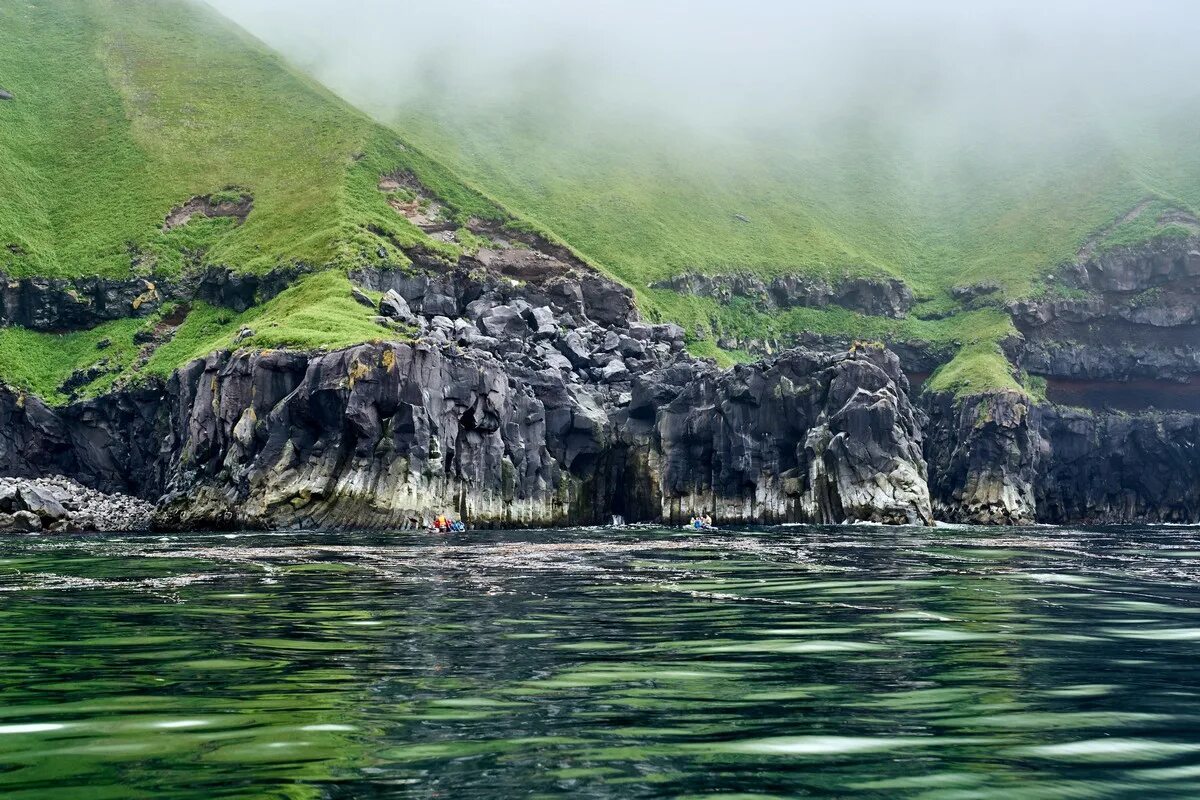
top-left (2, 525), bottom-right (1200, 798)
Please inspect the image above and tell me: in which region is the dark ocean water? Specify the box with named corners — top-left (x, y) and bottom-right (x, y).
top-left (3, 524), bottom-right (1200, 798)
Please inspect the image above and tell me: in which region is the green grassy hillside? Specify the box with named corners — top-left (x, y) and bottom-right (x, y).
top-left (374, 97), bottom-right (1200, 394)
top-left (395, 107), bottom-right (1200, 305)
top-left (0, 0), bottom-right (517, 401)
top-left (0, 0), bottom-right (507, 280)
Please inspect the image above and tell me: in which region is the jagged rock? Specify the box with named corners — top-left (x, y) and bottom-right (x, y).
top-left (653, 323), bottom-right (686, 348)
top-left (422, 291), bottom-right (459, 318)
top-left (557, 331), bottom-right (591, 368)
top-left (379, 289), bottom-right (416, 323)
top-left (578, 273), bottom-right (636, 327)
top-left (234, 327), bottom-right (254, 343)
top-left (617, 335), bottom-right (645, 357)
top-left (600, 359), bottom-right (629, 383)
top-left (479, 305), bottom-right (528, 339)
top-left (350, 287), bottom-right (375, 308)
top-left (626, 322), bottom-right (653, 341)
top-left (924, 382), bottom-right (1200, 525)
top-left (1009, 237), bottom-right (1200, 382)
top-left (12, 510), bottom-right (40, 532)
top-left (951, 281), bottom-right (1001, 301)
top-left (922, 390), bottom-right (1038, 525)
top-left (96, 338), bottom-right (112, 350)
top-left (17, 484), bottom-right (67, 520)
top-left (525, 306), bottom-right (559, 337)
top-left (1036, 405), bottom-right (1200, 523)
top-left (653, 346), bottom-right (932, 525)
top-left (465, 297), bottom-right (497, 320)
top-left (195, 265), bottom-right (305, 312)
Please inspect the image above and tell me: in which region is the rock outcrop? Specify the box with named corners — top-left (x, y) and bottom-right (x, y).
top-left (149, 339), bottom-right (929, 529)
top-left (638, 346), bottom-right (931, 525)
top-left (1035, 405), bottom-right (1200, 523)
top-left (916, 235), bottom-right (1200, 526)
top-left (923, 390), bottom-right (1038, 525)
top-left (924, 386), bottom-right (1200, 525)
top-left (651, 272), bottom-right (915, 318)
top-left (1010, 237), bottom-right (1200, 382)
top-left (0, 265), bottom-right (307, 331)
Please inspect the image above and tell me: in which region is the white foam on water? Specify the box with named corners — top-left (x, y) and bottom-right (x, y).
top-left (886, 629), bottom-right (1000, 642)
top-left (716, 735), bottom-right (974, 755)
top-left (0, 723), bottom-right (68, 734)
top-left (1103, 627), bottom-right (1200, 640)
top-left (1018, 738), bottom-right (1200, 761)
top-left (301, 724), bottom-right (355, 731)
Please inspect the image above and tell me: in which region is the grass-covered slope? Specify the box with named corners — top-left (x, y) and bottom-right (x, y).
top-left (0, 0), bottom-right (519, 402)
top-left (5, 0), bottom-right (1199, 405)
top-left (383, 100), bottom-right (1200, 395)
top-left (0, 0), bottom-right (499, 279)
top-left (394, 106), bottom-right (1200, 310)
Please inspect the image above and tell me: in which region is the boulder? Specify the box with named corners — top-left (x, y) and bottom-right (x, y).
top-left (600, 359), bottom-right (629, 383)
top-left (379, 290), bottom-right (417, 323)
top-left (525, 306), bottom-right (559, 338)
top-left (18, 484), bottom-right (67, 521)
top-left (479, 305), bottom-right (528, 339)
top-left (421, 291), bottom-right (459, 318)
top-left (12, 511), bottom-right (41, 532)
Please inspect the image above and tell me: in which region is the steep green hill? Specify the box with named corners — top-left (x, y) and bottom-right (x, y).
top-left (0, 0), bottom-right (522, 401)
top-left (369, 91), bottom-right (1200, 393)
top-left (0, 0), bottom-right (511, 281)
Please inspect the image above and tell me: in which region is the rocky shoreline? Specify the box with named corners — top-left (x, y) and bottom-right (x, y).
top-left (0, 476), bottom-right (152, 532)
top-left (0, 233), bottom-right (1198, 531)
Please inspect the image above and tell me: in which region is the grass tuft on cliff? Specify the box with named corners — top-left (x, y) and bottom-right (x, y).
top-left (0, 271), bottom-right (394, 405)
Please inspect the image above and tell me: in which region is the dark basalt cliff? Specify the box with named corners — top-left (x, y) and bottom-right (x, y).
top-left (926, 236), bottom-right (1200, 524)
top-left (0, 265), bottom-right (932, 529)
top-left (650, 272), bottom-right (915, 318)
top-left (1, 231), bottom-right (1199, 528)
top-left (925, 390), bottom-right (1200, 525)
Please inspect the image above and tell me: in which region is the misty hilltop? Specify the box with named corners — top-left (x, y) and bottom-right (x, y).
top-left (215, 0), bottom-right (1200, 373)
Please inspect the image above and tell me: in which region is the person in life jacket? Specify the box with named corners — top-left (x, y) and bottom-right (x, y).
top-left (433, 513), bottom-right (451, 532)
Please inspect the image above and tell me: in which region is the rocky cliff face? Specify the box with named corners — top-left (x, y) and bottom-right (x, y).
top-left (4, 219), bottom-right (1200, 529)
top-left (920, 235), bottom-right (1200, 526)
top-left (0, 265), bottom-right (306, 331)
top-left (639, 346), bottom-right (930, 525)
top-left (1010, 237), bottom-right (1200, 382)
top-left (0, 262), bottom-right (933, 530)
top-left (924, 388), bottom-right (1200, 525)
top-left (922, 390), bottom-right (1038, 525)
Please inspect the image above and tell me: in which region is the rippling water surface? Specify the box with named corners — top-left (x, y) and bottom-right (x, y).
top-left (4, 525), bottom-right (1200, 798)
